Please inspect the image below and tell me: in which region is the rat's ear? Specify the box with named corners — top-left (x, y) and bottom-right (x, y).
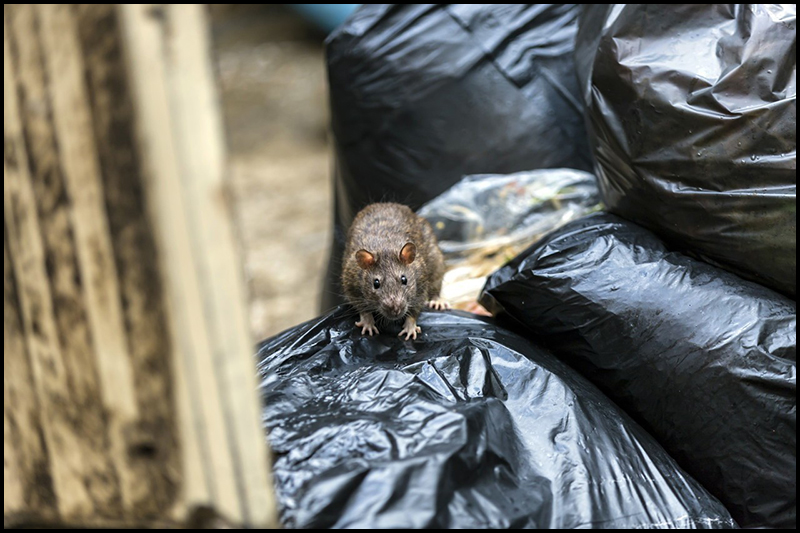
top-left (356, 250), bottom-right (375, 269)
top-left (399, 242), bottom-right (416, 264)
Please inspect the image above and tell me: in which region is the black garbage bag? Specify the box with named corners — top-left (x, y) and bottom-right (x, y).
top-left (257, 308), bottom-right (736, 528)
top-left (480, 213), bottom-right (797, 528)
top-left (575, 4), bottom-right (796, 297)
top-left (321, 4), bottom-right (593, 311)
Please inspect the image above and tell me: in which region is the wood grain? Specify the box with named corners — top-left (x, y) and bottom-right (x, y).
top-left (4, 4), bottom-right (277, 527)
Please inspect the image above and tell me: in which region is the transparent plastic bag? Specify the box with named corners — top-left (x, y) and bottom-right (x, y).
top-left (417, 169), bottom-right (601, 311)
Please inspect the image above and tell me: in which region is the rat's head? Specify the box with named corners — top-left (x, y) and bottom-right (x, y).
top-left (355, 242), bottom-right (418, 321)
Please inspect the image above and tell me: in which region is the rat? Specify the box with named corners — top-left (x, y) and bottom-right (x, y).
top-left (342, 202), bottom-right (450, 340)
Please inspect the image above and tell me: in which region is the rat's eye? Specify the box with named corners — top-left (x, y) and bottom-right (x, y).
top-left (400, 275), bottom-right (407, 285)
top-left (373, 278), bottom-right (381, 289)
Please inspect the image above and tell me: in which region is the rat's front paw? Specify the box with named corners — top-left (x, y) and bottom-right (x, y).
top-left (398, 325), bottom-right (421, 341)
top-left (399, 317), bottom-right (421, 341)
top-left (356, 313), bottom-right (379, 336)
top-left (426, 298), bottom-right (451, 311)
top-left (356, 321), bottom-right (379, 336)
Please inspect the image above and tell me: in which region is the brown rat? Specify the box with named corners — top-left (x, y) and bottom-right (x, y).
top-left (342, 202), bottom-right (449, 340)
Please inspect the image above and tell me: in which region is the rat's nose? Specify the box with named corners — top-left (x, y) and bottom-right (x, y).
top-left (384, 299), bottom-right (405, 319)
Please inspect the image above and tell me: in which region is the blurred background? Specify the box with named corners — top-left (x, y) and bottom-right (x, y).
top-left (211, 4), bottom-right (339, 339)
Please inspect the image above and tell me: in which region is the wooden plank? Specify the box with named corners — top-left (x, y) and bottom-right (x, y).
top-left (3, 225), bottom-right (56, 519)
top-left (5, 3), bottom-right (179, 523)
top-left (161, 5), bottom-right (278, 525)
top-left (71, 3), bottom-right (180, 519)
top-left (118, 5), bottom-right (277, 525)
top-left (35, 3), bottom-right (141, 512)
top-left (4, 12), bottom-right (97, 518)
top-left (117, 3), bottom-right (236, 521)
top-left (4, 4), bottom-right (277, 527)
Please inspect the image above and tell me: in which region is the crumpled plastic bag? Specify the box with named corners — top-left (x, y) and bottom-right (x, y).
top-left (481, 213), bottom-right (796, 528)
top-left (417, 168), bottom-right (601, 311)
top-left (257, 308), bottom-right (736, 528)
top-left (575, 4), bottom-right (796, 296)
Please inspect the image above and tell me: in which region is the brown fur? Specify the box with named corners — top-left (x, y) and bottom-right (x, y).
top-left (342, 203), bottom-right (445, 323)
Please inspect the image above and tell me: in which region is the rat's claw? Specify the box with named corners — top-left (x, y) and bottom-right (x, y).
top-left (426, 298), bottom-right (451, 311)
top-left (355, 321), bottom-right (379, 336)
top-left (398, 325), bottom-right (421, 341)
top-left (399, 316), bottom-right (420, 340)
top-left (356, 315), bottom-right (379, 336)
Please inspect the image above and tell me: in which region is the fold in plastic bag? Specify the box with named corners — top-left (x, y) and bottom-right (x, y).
top-left (575, 4), bottom-right (796, 296)
top-left (321, 4), bottom-right (593, 311)
top-left (481, 213), bottom-right (796, 528)
top-left (258, 308), bottom-right (736, 528)
top-left (417, 169), bottom-right (601, 310)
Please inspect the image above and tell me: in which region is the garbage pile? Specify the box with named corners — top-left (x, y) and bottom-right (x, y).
top-left (258, 4), bottom-right (796, 529)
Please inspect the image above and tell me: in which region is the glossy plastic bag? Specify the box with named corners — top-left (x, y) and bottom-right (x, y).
top-left (417, 169), bottom-right (601, 310)
top-left (322, 4), bottom-right (593, 311)
top-left (257, 308), bottom-right (736, 528)
top-left (481, 213), bottom-right (796, 528)
top-left (575, 4), bottom-right (797, 296)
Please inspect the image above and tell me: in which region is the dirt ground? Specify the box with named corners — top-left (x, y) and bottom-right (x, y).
top-left (211, 5), bottom-right (332, 340)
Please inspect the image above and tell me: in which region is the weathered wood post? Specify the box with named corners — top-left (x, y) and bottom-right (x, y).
top-left (4, 4), bottom-right (277, 527)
